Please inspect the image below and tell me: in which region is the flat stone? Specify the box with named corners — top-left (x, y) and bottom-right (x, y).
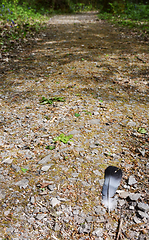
top-left (71, 172), bottom-right (79, 178)
top-left (137, 202), bottom-right (149, 212)
top-left (118, 190), bottom-right (129, 199)
top-left (41, 164), bottom-right (52, 171)
top-left (54, 222), bottom-right (60, 231)
top-left (28, 217), bottom-right (35, 224)
top-left (92, 228), bottom-right (103, 237)
top-left (50, 198), bottom-right (61, 207)
top-left (88, 119), bottom-right (100, 125)
top-left (128, 176), bottom-right (137, 185)
top-left (93, 111), bottom-right (99, 115)
top-left (133, 216), bottom-right (142, 224)
top-left (129, 205), bottom-right (134, 210)
top-left (138, 148), bottom-right (146, 157)
top-left (2, 158), bottom-right (13, 164)
top-left (137, 210), bottom-right (149, 219)
top-left (30, 196), bottom-right (35, 204)
top-left (47, 185), bottom-right (55, 191)
top-left (118, 199), bottom-right (125, 206)
top-left (68, 129), bottom-right (80, 135)
top-left (73, 209), bottom-right (79, 215)
top-left (4, 210), bottom-right (10, 216)
top-left (36, 213), bottom-right (47, 220)
top-left (38, 154), bottom-right (51, 164)
top-left (129, 193), bottom-right (141, 201)
top-left (94, 206), bottom-right (106, 215)
top-left (15, 178), bottom-right (29, 189)
top-left (86, 215), bottom-right (93, 222)
top-left (0, 190), bottom-right (5, 200)
top-left (74, 215), bottom-right (85, 224)
top-left (93, 170), bottom-right (101, 176)
top-left (127, 120), bottom-right (136, 127)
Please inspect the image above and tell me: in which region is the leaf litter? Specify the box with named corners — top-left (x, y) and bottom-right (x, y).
top-left (0, 12), bottom-right (149, 239)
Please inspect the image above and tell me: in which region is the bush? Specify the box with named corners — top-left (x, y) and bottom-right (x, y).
top-left (124, 2), bottom-right (149, 20)
top-left (0, 1), bottom-right (49, 49)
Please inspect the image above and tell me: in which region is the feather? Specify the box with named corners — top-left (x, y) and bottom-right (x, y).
top-left (102, 166), bottom-right (122, 212)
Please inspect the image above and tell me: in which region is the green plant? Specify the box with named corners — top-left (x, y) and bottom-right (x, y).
top-left (98, 2), bottom-right (149, 33)
top-left (0, 1), bottom-right (50, 51)
top-left (83, 110), bottom-right (91, 115)
top-left (40, 96), bottom-right (65, 105)
top-left (53, 133), bottom-right (73, 144)
top-left (74, 113), bottom-right (80, 117)
top-left (138, 127), bottom-right (147, 134)
top-left (21, 167), bottom-right (28, 173)
top-left (46, 145), bottom-right (55, 150)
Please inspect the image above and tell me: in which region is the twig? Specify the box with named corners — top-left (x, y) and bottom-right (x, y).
top-left (136, 56), bottom-right (146, 63)
top-left (116, 218), bottom-right (123, 240)
top-left (49, 116), bottom-right (57, 123)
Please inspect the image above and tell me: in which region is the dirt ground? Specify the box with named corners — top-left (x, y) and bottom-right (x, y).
top-left (0, 12), bottom-right (149, 239)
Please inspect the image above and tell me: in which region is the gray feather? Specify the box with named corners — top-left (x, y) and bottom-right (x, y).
top-left (102, 166), bottom-right (122, 212)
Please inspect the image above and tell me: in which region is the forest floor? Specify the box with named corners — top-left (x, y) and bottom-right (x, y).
top-left (0, 12), bottom-right (149, 240)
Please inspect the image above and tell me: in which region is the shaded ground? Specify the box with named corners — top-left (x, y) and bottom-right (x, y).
top-left (0, 12), bottom-right (149, 239)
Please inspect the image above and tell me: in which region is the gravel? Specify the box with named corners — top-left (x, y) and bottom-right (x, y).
top-left (0, 12), bottom-right (148, 240)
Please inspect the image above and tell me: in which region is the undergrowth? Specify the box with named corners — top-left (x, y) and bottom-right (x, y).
top-left (98, 2), bottom-right (149, 34)
top-left (0, 1), bottom-right (50, 50)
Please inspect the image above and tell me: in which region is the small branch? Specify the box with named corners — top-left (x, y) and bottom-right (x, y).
top-left (136, 56), bottom-right (146, 63)
top-left (116, 218), bottom-right (123, 240)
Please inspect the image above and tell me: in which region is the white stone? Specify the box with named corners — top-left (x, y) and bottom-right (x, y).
top-left (41, 165), bottom-right (51, 171)
top-left (38, 154), bottom-right (51, 164)
top-left (129, 193), bottom-right (141, 201)
top-left (128, 176), bottom-right (137, 185)
top-left (15, 178), bottom-right (29, 189)
top-left (137, 202), bottom-right (149, 212)
top-left (50, 198), bottom-right (61, 207)
top-left (2, 158), bottom-right (13, 164)
top-left (92, 228), bottom-right (103, 237)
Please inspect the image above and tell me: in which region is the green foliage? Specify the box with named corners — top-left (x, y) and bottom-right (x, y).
top-left (40, 96), bottom-right (65, 105)
top-left (138, 127), bottom-right (147, 134)
top-left (0, 1), bottom-right (49, 48)
top-left (98, 2), bottom-right (149, 33)
top-left (83, 110), bottom-right (91, 115)
top-left (46, 145), bottom-right (55, 150)
top-left (21, 167), bottom-right (28, 173)
top-left (74, 113), bottom-right (80, 117)
top-left (71, 2), bottom-right (93, 12)
top-left (125, 2), bottom-right (149, 21)
top-left (53, 133), bottom-right (73, 144)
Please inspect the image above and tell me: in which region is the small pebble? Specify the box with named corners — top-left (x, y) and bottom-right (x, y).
top-left (128, 176), bottom-right (137, 185)
top-left (50, 198), bottom-right (61, 207)
top-left (36, 213), bottom-right (47, 220)
top-left (92, 228), bottom-right (103, 237)
top-left (129, 193), bottom-right (141, 201)
top-left (137, 210), bottom-right (149, 219)
top-left (137, 202), bottom-right (149, 212)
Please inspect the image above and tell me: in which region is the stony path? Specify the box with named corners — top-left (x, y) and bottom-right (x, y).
top-left (0, 12), bottom-right (149, 239)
